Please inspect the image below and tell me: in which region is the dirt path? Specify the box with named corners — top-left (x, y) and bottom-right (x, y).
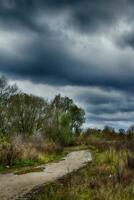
top-left (0, 150), bottom-right (92, 200)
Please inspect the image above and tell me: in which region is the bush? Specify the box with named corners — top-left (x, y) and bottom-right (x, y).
top-left (126, 153), bottom-right (134, 170)
top-left (0, 135), bottom-right (63, 167)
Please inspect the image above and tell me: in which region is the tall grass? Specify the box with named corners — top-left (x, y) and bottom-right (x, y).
top-left (0, 135), bottom-right (63, 168)
top-left (32, 137), bottom-right (134, 200)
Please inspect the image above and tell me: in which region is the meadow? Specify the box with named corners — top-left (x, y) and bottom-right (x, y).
top-left (32, 131), bottom-right (134, 200)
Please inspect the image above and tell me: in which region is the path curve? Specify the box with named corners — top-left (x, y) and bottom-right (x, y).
top-left (0, 150), bottom-right (92, 200)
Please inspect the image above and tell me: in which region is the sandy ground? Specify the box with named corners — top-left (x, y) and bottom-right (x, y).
top-left (0, 150), bottom-right (92, 200)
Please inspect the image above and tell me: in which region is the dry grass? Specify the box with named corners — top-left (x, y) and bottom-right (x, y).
top-left (32, 138), bottom-right (134, 200)
top-left (0, 135), bottom-right (63, 167)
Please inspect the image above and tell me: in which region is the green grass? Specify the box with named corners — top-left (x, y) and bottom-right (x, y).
top-left (32, 142), bottom-right (134, 200)
top-left (0, 145), bottom-right (86, 174)
top-left (0, 152), bottom-right (65, 174)
top-left (14, 166), bottom-right (45, 175)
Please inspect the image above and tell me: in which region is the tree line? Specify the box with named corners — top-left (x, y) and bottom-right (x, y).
top-left (84, 125), bottom-right (134, 139)
top-left (0, 76), bottom-right (85, 145)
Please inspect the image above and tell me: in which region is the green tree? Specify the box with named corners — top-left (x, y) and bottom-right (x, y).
top-left (9, 93), bottom-right (47, 136)
top-left (0, 76), bottom-right (18, 135)
top-left (127, 125), bottom-right (134, 137)
top-left (49, 94), bottom-right (85, 142)
top-left (69, 104), bottom-right (85, 136)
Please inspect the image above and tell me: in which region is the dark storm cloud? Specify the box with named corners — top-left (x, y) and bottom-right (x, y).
top-left (87, 114), bottom-right (134, 122)
top-left (1, 0), bottom-right (134, 129)
top-left (1, 41), bottom-right (134, 91)
top-left (0, 0), bottom-right (133, 32)
top-left (90, 101), bottom-right (134, 115)
top-left (116, 30), bottom-right (134, 49)
top-left (76, 88), bottom-right (134, 129)
top-left (0, 0), bottom-right (134, 89)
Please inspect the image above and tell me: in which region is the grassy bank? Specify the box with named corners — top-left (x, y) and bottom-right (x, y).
top-left (0, 152), bottom-right (65, 174)
top-left (0, 135), bottom-right (65, 174)
top-left (32, 138), bottom-right (134, 200)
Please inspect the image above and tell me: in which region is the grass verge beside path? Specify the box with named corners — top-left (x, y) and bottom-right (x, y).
top-left (32, 142), bottom-right (134, 200)
top-left (0, 145), bottom-right (88, 174)
top-left (0, 152), bottom-right (65, 174)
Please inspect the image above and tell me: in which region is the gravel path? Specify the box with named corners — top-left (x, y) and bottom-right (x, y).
top-left (0, 150), bottom-right (92, 200)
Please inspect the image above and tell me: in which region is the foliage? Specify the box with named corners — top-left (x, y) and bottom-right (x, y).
top-left (0, 77), bottom-right (85, 144)
top-left (8, 93), bottom-right (47, 136)
top-left (0, 76), bottom-right (85, 167)
top-left (0, 76), bottom-right (18, 135)
top-left (0, 135), bottom-right (64, 170)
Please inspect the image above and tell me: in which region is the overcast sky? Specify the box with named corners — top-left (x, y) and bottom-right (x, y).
top-left (1, 0), bottom-right (134, 130)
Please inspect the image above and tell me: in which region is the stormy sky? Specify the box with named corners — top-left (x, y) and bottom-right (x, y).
top-left (1, 0), bottom-right (134, 130)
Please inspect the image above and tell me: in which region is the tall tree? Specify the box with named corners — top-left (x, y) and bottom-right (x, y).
top-left (0, 76), bottom-right (18, 135)
top-left (9, 93), bottom-right (47, 136)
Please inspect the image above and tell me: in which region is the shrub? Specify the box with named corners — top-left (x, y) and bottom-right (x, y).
top-left (0, 135), bottom-right (63, 167)
top-left (126, 153), bottom-right (134, 170)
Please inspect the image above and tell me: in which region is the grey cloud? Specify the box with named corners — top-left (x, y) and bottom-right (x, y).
top-left (0, 0), bottom-right (133, 32)
top-left (0, 25), bottom-right (134, 91)
top-left (75, 88), bottom-right (134, 129)
top-left (1, 0), bottom-right (134, 91)
top-left (116, 30), bottom-right (134, 49)
top-left (88, 113), bottom-right (134, 122)
top-left (1, 0), bottom-right (134, 129)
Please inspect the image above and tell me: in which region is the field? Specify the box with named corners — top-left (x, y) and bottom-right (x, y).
top-left (32, 133), bottom-right (134, 200)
